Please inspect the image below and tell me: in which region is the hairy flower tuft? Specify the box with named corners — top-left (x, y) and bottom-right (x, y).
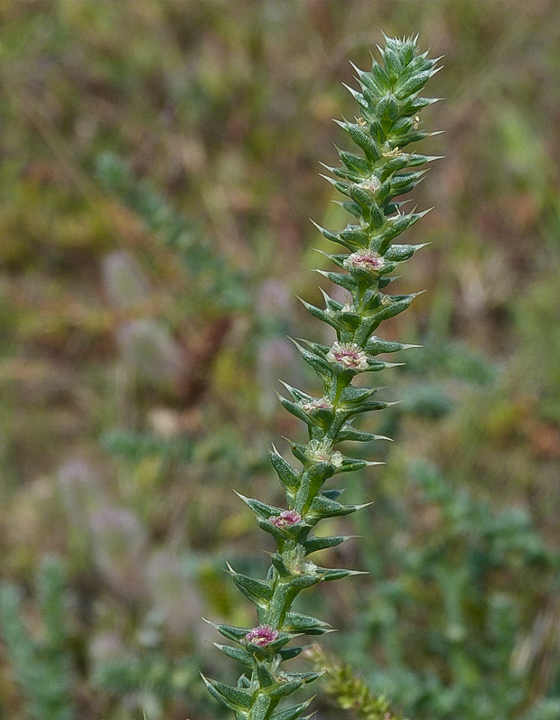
top-left (344, 249), bottom-right (385, 275)
top-left (382, 145), bottom-right (402, 157)
top-left (358, 176), bottom-right (381, 194)
top-left (244, 625), bottom-right (279, 647)
top-left (327, 342), bottom-right (369, 371)
top-left (270, 510), bottom-right (302, 528)
top-left (300, 396), bottom-right (333, 413)
top-left (305, 439), bottom-right (343, 468)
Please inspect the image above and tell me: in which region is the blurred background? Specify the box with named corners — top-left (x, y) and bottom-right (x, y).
top-left (0, 1), bottom-right (559, 719)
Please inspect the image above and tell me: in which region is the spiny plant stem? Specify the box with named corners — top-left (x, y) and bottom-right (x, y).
top-left (203, 34), bottom-right (441, 720)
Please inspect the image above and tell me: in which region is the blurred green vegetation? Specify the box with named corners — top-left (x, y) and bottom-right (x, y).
top-left (0, 1), bottom-right (559, 719)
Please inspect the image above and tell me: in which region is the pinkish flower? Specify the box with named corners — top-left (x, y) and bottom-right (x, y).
top-left (270, 510), bottom-right (302, 528)
top-left (326, 342), bottom-right (369, 371)
top-left (344, 249), bottom-right (385, 275)
top-left (245, 625), bottom-right (279, 646)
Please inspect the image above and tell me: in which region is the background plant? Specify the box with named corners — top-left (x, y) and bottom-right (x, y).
top-left (308, 460), bottom-right (559, 720)
top-left (0, 557), bottom-right (75, 720)
top-left (0, 2), bottom-right (559, 720)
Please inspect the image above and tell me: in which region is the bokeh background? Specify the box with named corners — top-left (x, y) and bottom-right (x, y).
top-left (0, 1), bottom-right (559, 719)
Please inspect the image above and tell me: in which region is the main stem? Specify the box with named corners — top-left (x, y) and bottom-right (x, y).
top-left (204, 35), bottom-right (441, 720)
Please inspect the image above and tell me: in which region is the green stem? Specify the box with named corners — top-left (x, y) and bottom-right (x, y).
top-left (204, 35), bottom-right (441, 720)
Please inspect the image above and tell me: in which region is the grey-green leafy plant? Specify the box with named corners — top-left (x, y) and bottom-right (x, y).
top-left (203, 35), bottom-right (441, 720)
top-left (0, 557), bottom-right (75, 720)
top-left (306, 643), bottom-right (408, 720)
top-left (336, 460), bottom-right (560, 720)
top-left (96, 152), bottom-right (249, 312)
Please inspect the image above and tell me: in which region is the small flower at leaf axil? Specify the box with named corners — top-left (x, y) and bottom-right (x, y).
top-left (327, 342), bottom-right (369, 371)
top-left (344, 249), bottom-right (385, 275)
top-left (270, 510), bottom-right (302, 528)
top-left (244, 625), bottom-right (279, 647)
top-left (300, 397), bottom-right (333, 413)
top-left (305, 439), bottom-right (343, 468)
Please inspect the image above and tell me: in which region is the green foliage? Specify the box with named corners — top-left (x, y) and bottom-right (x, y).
top-left (96, 152), bottom-right (250, 311)
top-left (205, 35), bottom-right (441, 720)
top-left (0, 556), bottom-right (207, 720)
top-left (92, 641), bottom-right (200, 720)
top-left (0, 557), bottom-right (75, 720)
top-left (306, 644), bottom-right (407, 720)
top-left (338, 460), bottom-right (560, 720)
top-left (1, 4), bottom-right (560, 720)
top-left (101, 428), bottom-right (194, 463)
top-left (514, 256), bottom-right (560, 423)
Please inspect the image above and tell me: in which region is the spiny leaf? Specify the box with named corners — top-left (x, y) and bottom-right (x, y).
top-left (278, 381), bottom-right (314, 403)
top-left (227, 565), bottom-right (273, 606)
top-left (349, 184), bottom-right (375, 208)
top-left (283, 612), bottom-right (331, 634)
top-left (303, 535), bottom-right (354, 555)
top-left (337, 148), bottom-right (371, 175)
top-left (339, 386), bottom-right (380, 404)
top-left (316, 269), bottom-right (357, 292)
top-left (279, 645), bottom-right (305, 661)
top-left (384, 242), bottom-right (430, 261)
top-left (214, 643), bottom-right (254, 667)
top-left (256, 662), bottom-right (275, 687)
top-left (321, 488), bottom-right (346, 499)
top-left (290, 337), bottom-right (334, 376)
top-left (270, 447), bottom-right (300, 492)
top-left (270, 699), bottom-right (314, 720)
top-left (201, 675), bottom-right (252, 710)
top-left (365, 336), bottom-right (421, 354)
top-left (235, 492), bottom-right (285, 520)
top-left (339, 228), bottom-right (370, 246)
top-left (394, 70), bottom-right (433, 99)
top-left (203, 619), bottom-right (249, 644)
top-left (337, 456), bottom-right (384, 472)
top-left (336, 424), bottom-right (392, 443)
top-left (308, 495), bottom-right (371, 520)
top-left (278, 395), bottom-right (315, 426)
top-left (345, 123), bottom-right (382, 161)
top-left (318, 567), bottom-right (368, 582)
top-left (269, 679), bottom-right (306, 698)
top-left (281, 671), bottom-right (323, 686)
